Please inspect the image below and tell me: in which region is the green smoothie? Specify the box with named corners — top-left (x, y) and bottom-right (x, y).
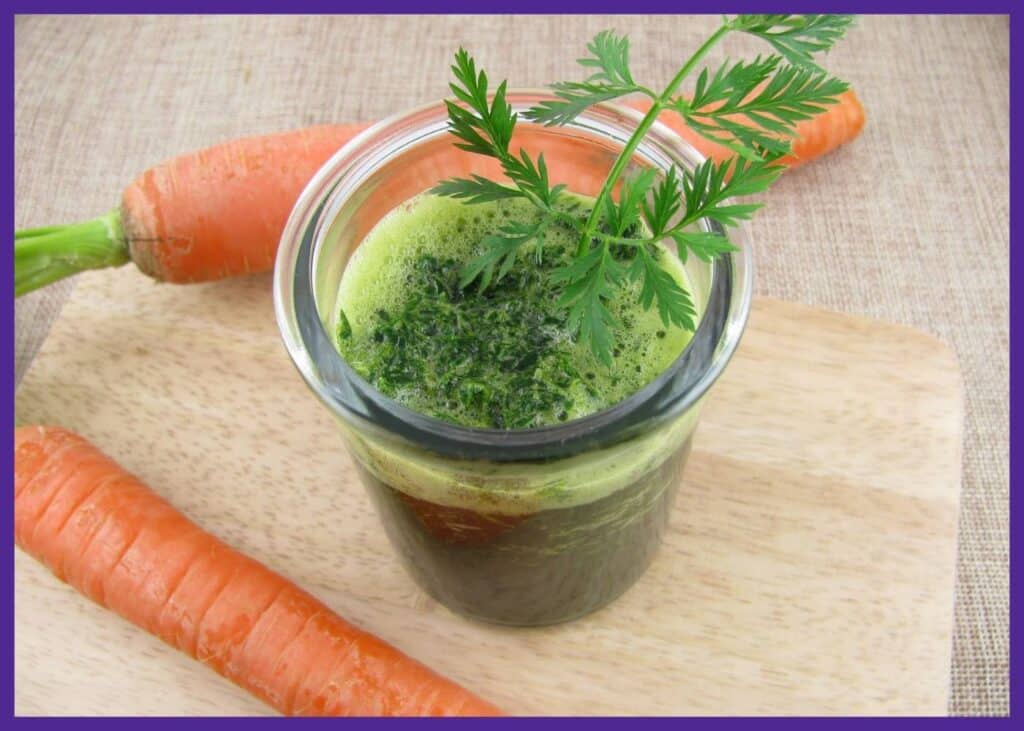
top-left (335, 194), bottom-right (694, 428)
top-left (330, 192), bottom-right (702, 625)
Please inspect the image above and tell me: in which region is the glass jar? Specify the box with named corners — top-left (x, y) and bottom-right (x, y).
top-left (273, 92), bottom-right (752, 626)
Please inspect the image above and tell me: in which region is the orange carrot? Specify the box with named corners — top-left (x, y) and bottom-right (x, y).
top-left (14, 89), bottom-right (864, 298)
top-left (627, 89), bottom-right (866, 169)
top-left (15, 123), bottom-right (369, 296)
top-left (14, 425), bottom-right (503, 717)
top-left (121, 124), bottom-right (370, 283)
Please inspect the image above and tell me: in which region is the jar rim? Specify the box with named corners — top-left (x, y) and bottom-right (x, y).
top-left (273, 91), bottom-right (753, 461)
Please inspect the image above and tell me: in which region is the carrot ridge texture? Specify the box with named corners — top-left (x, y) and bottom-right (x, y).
top-left (14, 425), bottom-right (503, 717)
top-left (123, 123), bottom-right (369, 283)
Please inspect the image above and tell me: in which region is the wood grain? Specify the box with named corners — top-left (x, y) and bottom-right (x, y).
top-left (14, 267), bottom-right (963, 716)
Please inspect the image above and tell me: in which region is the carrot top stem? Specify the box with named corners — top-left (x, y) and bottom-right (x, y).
top-left (15, 210), bottom-right (129, 297)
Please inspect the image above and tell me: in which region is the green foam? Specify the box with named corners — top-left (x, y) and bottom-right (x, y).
top-left (334, 193), bottom-right (696, 429)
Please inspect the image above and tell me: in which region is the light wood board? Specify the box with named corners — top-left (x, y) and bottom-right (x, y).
top-left (14, 267), bottom-right (963, 716)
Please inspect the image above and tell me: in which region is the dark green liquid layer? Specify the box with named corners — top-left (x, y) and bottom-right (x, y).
top-left (354, 435), bottom-right (692, 626)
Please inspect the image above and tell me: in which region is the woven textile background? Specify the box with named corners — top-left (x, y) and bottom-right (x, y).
top-left (14, 14), bottom-right (1009, 715)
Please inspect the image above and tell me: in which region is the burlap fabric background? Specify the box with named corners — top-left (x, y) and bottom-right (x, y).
top-left (14, 15), bottom-right (1009, 715)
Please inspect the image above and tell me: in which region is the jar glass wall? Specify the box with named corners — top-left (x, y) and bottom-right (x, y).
top-left (274, 93), bottom-right (752, 626)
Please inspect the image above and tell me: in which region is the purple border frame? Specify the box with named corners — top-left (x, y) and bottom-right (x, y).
top-left (5, 8), bottom-right (12, 726)
top-left (6, 0), bottom-right (1017, 722)
top-left (5, 2), bottom-right (1023, 14)
top-left (1008, 2), bottom-right (1018, 722)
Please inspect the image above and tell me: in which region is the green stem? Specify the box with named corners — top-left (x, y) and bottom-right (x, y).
top-left (576, 21), bottom-right (733, 256)
top-left (15, 225), bottom-right (67, 240)
top-left (575, 102), bottom-right (664, 256)
top-left (14, 210), bottom-right (130, 297)
top-left (661, 22), bottom-right (733, 108)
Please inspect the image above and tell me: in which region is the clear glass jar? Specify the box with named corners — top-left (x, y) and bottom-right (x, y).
top-left (273, 92), bottom-right (752, 626)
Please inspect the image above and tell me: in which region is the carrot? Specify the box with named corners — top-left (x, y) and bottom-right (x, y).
top-left (626, 88), bottom-right (866, 169)
top-left (14, 123), bottom-right (369, 296)
top-left (14, 90), bottom-right (864, 298)
top-left (14, 425), bottom-right (503, 717)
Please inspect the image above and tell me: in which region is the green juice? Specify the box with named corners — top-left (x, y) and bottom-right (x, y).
top-left (335, 194), bottom-right (693, 427)
top-left (332, 193), bottom-right (701, 625)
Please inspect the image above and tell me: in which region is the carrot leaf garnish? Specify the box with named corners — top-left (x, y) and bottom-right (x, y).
top-left (433, 15), bottom-right (854, 363)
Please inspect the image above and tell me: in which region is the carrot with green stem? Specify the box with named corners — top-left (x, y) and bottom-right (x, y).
top-left (15, 123), bottom-right (369, 296)
top-left (14, 424), bottom-right (503, 717)
top-left (14, 89), bottom-right (864, 298)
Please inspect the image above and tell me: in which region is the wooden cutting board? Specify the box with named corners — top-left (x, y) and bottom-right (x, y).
top-left (14, 267), bottom-right (963, 716)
